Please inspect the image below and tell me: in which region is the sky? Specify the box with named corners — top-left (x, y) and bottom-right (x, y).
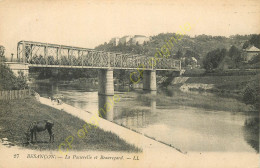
top-left (0, 0), bottom-right (260, 58)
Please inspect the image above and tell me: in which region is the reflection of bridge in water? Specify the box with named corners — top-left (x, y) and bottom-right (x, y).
top-left (100, 91), bottom-right (157, 123)
top-left (9, 41), bottom-right (181, 120)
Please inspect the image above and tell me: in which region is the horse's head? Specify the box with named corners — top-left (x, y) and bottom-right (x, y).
top-left (46, 120), bottom-right (54, 127)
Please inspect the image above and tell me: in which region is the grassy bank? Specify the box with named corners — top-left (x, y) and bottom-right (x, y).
top-left (0, 97), bottom-right (140, 152)
top-left (183, 74), bottom-right (259, 95)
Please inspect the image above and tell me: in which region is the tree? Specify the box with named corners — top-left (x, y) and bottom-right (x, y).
top-left (0, 45), bottom-right (5, 57)
top-left (185, 50), bottom-right (200, 60)
top-left (0, 45), bottom-right (6, 62)
top-left (0, 63), bottom-right (28, 90)
top-left (242, 41), bottom-right (250, 49)
top-left (203, 48), bottom-right (227, 72)
top-left (243, 79), bottom-right (259, 111)
top-left (249, 34), bottom-right (260, 48)
top-left (175, 50), bottom-right (183, 59)
top-left (228, 46), bottom-right (242, 67)
top-left (242, 34), bottom-right (260, 49)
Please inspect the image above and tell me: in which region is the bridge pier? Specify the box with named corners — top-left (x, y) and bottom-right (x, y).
top-left (98, 69), bottom-right (114, 121)
top-left (98, 69), bottom-right (114, 96)
top-left (4, 62), bottom-right (29, 77)
top-left (143, 70), bottom-right (156, 91)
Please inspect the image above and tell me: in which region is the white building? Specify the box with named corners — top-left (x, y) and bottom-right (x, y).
top-left (243, 45), bottom-right (260, 62)
top-left (131, 35), bottom-right (150, 45)
top-left (119, 35), bottom-right (133, 45)
top-left (109, 35), bottom-right (150, 46)
top-left (109, 37), bottom-right (120, 46)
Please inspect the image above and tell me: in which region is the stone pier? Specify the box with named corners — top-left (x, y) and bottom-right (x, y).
top-left (98, 69), bottom-right (114, 121)
top-left (143, 70), bottom-right (157, 91)
top-left (98, 69), bottom-right (114, 96)
top-left (4, 62), bottom-right (29, 77)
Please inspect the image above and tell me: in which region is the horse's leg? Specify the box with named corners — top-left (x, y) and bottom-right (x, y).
top-left (30, 132), bottom-right (33, 143)
top-left (34, 131), bottom-right (37, 143)
top-left (47, 129), bottom-right (52, 143)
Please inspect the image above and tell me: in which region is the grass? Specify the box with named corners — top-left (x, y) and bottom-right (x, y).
top-left (184, 74), bottom-right (259, 94)
top-left (0, 97), bottom-right (141, 152)
top-left (186, 75), bottom-right (256, 85)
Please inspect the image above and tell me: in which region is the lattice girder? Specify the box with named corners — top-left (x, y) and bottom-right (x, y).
top-left (17, 41), bottom-right (181, 70)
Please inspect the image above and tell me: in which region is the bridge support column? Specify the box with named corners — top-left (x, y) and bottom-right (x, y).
top-left (143, 70), bottom-right (156, 91)
top-left (98, 69), bottom-right (114, 95)
top-left (98, 69), bottom-right (114, 121)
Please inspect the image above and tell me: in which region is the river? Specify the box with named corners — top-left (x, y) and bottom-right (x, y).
top-left (30, 81), bottom-right (259, 154)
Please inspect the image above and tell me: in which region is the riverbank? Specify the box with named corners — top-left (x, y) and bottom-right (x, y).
top-left (1, 97), bottom-right (258, 168)
top-left (38, 96), bottom-right (185, 154)
top-left (1, 95), bottom-right (258, 167)
top-left (0, 97), bottom-right (140, 152)
top-left (171, 74), bottom-right (259, 101)
top-left (138, 88), bottom-right (254, 113)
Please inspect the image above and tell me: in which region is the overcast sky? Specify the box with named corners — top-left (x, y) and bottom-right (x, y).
top-left (0, 0), bottom-right (259, 58)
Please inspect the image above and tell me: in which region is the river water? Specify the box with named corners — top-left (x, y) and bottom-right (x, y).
top-left (31, 81), bottom-right (259, 153)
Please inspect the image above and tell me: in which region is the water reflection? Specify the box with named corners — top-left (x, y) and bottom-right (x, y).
top-left (98, 95), bottom-right (114, 121)
top-left (243, 116), bottom-right (259, 153)
top-left (31, 81), bottom-right (259, 153)
top-left (149, 91), bottom-right (157, 115)
top-left (116, 109), bottom-right (148, 128)
top-left (98, 90), bottom-right (157, 123)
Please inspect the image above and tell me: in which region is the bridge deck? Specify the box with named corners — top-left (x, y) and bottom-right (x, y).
top-left (28, 64), bottom-right (180, 71)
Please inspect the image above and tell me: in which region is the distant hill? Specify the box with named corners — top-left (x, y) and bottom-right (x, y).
top-left (95, 33), bottom-right (254, 66)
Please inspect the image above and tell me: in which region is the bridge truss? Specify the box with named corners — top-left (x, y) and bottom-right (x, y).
top-left (17, 41), bottom-right (181, 71)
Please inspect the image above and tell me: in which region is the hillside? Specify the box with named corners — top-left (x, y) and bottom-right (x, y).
top-left (95, 33), bottom-right (254, 65)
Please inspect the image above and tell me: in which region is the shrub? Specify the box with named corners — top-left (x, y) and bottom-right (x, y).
top-left (0, 63), bottom-right (28, 90)
top-left (242, 79), bottom-right (259, 111)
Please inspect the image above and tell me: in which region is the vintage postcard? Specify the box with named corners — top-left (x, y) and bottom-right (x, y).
top-left (0, 0), bottom-right (259, 167)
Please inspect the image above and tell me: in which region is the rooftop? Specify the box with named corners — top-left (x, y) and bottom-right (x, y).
top-left (245, 46), bottom-right (260, 52)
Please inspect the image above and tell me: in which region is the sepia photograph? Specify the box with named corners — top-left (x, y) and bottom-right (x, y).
top-left (0, 0), bottom-right (259, 167)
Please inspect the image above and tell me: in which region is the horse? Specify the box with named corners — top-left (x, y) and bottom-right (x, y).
top-left (25, 120), bottom-right (54, 143)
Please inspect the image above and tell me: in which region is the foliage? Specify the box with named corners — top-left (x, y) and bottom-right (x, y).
top-left (243, 34), bottom-right (260, 49)
top-left (0, 45), bottom-right (5, 56)
top-left (248, 53), bottom-right (260, 65)
top-left (175, 50), bottom-right (183, 59)
top-left (0, 45), bottom-right (6, 62)
top-left (249, 34), bottom-right (260, 48)
top-left (202, 48), bottom-right (227, 72)
top-left (242, 78), bottom-right (260, 111)
top-left (228, 45), bottom-right (243, 68)
top-left (0, 63), bottom-right (28, 90)
top-left (31, 67), bottom-right (98, 81)
top-left (185, 50), bottom-right (200, 60)
top-left (95, 33), bottom-right (253, 68)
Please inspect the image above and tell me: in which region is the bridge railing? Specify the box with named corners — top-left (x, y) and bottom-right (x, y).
top-left (17, 41), bottom-right (181, 70)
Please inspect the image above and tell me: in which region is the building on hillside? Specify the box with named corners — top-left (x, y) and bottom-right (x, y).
top-left (109, 35), bottom-right (150, 46)
top-left (131, 35), bottom-right (150, 45)
top-left (119, 35), bottom-right (133, 45)
top-left (109, 37), bottom-right (120, 46)
top-left (243, 45), bottom-right (260, 62)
